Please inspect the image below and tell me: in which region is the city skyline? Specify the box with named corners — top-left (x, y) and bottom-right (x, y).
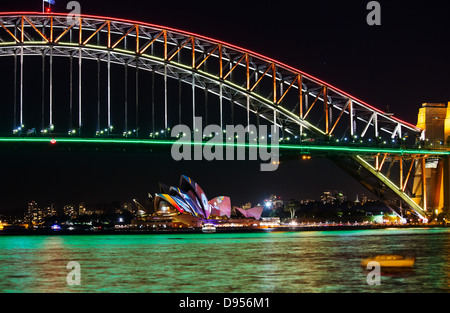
top-left (0, 188), bottom-right (386, 228)
top-left (0, 185), bottom-right (374, 213)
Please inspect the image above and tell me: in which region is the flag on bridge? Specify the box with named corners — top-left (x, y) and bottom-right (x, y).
top-left (42, 0), bottom-right (56, 13)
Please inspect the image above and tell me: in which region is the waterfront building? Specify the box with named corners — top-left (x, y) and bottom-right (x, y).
top-left (148, 175), bottom-right (232, 228)
top-left (260, 217), bottom-right (281, 227)
top-left (235, 206), bottom-right (264, 220)
top-left (210, 196), bottom-right (232, 218)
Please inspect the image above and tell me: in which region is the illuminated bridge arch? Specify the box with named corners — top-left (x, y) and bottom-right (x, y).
top-left (0, 12), bottom-right (437, 220)
top-left (0, 12), bottom-right (422, 141)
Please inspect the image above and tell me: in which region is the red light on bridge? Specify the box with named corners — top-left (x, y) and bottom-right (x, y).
top-left (50, 138), bottom-right (57, 145)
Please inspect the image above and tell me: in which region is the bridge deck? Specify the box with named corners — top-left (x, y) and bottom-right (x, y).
top-left (0, 137), bottom-right (448, 157)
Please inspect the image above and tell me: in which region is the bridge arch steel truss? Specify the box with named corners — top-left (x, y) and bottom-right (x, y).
top-left (0, 12), bottom-right (423, 141)
top-left (0, 13), bottom-right (432, 219)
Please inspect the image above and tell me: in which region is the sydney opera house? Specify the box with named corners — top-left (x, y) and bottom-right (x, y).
top-left (150, 175), bottom-right (263, 228)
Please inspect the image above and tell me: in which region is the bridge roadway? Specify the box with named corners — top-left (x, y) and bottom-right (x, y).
top-left (0, 136), bottom-right (448, 157)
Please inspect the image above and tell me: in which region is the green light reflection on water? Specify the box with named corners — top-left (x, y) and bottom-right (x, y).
top-left (0, 228), bottom-right (449, 293)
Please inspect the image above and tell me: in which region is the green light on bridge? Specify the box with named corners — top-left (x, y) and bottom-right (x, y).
top-left (0, 137), bottom-right (449, 156)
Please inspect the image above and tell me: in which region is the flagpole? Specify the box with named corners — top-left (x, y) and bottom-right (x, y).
top-left (42, 0), bottom-right (54, 13)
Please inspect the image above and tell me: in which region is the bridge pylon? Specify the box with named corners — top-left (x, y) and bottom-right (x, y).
top-left (412, 102), bottom-right (450, 220)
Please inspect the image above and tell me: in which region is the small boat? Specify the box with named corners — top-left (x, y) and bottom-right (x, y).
top-left (202, 223), bottom-right (216, 233)
top-left (361, 254), bottom-right (415, 268)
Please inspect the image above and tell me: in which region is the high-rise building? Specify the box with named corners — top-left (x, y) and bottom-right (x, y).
top-left (43, 204), bottom-right (57, 217)
top-left (64, 204), bottom-right (77, 217)
top-left (27, 201), bottom-right (40, 223)
top-left (27, 202), bottom-right (58, 224)
top-left (78, 202), bottom-right (87, 215)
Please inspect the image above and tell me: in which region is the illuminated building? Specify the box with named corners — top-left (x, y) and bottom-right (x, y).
top-left (26, 201), bottom-right (41, 224)
top-left (260, 217), bottom-right (281, 227)
top-left (360, 194), bottom-right (368, 205)
top-left (78, 202), bottom-right (88, 216)
top-left (137, 175), bottom-right (268, 229)
top-left (210, 196), bottom-right (232, 218)
top-left (321, 190), bottom-right (346, 204)
top-left (264, 195), bottom-right (283, 210)
top-left (44, 204), bottom-right (57, 217)
top-left (64, 204), bottom-right (77, 217)
top-left (235, 206), bottom-right (264, 220)
top-left (270, 195), bottom-right (284, 209)
top-left (148, 175), bottom-right (231, 228)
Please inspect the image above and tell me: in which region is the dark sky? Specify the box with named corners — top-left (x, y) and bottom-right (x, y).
top-left (0, 0), bottom-right (449, 211)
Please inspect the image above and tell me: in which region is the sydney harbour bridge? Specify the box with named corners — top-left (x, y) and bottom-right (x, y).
top-left (0, 12), bottom-right (449, 221)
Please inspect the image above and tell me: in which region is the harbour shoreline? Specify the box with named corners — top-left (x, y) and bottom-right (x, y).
top-left (0, 223), bottom-right (448, 236)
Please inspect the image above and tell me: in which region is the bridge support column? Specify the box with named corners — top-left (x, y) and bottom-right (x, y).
top-left (69, 55), bottom-right (73, 131)
top-left (20, 46), bottom-right (23, 127)
top-left (151, 70), bottom-right (155, 133)
top-left (136, 57), bottom-right (139, 136)
top-left (164, 63), bottom-right (167, 130)
top-left (49, 47), bottom-right (53, 128)
top-left (125, 63), bottom-right (128, 133)
top-left (413, 102), bottom-right (450, 219)
top-left (219, 83), bottom-right (223, 130)
top-left (13, 51), bottom-right (17, 130)
top-left (42, 52), bottom-right (45, 130)
top-left (108, 52), bottom-right (111, 129)
top-left (192, 75), bottom-right (195, 131)
top-left (78, 47), bottom-right (82, 131)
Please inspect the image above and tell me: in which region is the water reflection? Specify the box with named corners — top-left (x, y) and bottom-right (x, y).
top-left (0, 228), bottom-right (449, 293)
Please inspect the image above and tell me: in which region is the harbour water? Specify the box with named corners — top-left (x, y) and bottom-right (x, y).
top-left (0, 227), bottom-right (449, 293)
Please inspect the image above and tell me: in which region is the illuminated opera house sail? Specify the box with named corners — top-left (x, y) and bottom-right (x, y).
top-left (154, 175), bottom-right (232, 219)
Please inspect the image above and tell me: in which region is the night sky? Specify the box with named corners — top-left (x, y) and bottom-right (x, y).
top-left (0, 0), bottom-right (449, 211)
